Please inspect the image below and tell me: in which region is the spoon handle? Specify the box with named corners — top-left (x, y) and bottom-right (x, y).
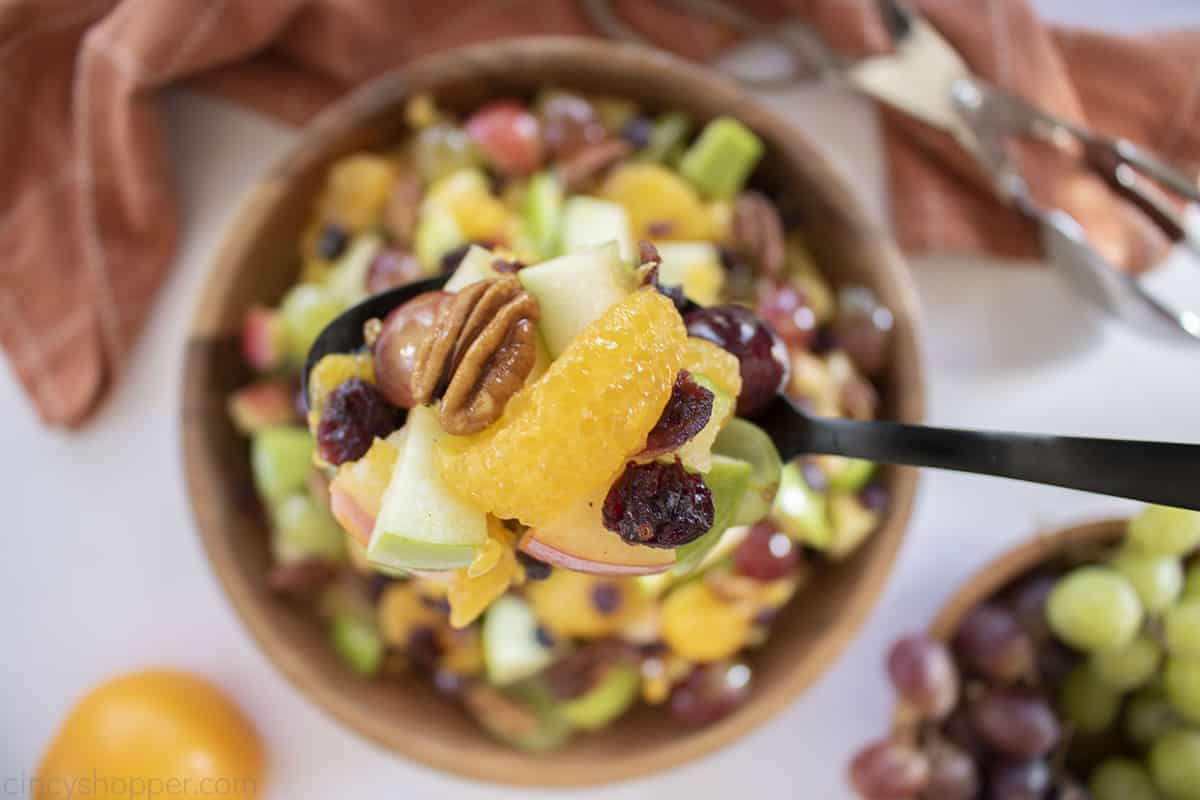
top-left (757, 397), bottom-right (1200, 510)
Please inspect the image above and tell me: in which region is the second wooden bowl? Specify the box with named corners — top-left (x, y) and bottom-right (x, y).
top-left (182, 38), bottom-right (925, 786)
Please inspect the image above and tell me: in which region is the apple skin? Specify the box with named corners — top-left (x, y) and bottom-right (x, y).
top-left (519, 531), bottom-right (672, 577)
top-left (329, 483), bottom-right (375, 547)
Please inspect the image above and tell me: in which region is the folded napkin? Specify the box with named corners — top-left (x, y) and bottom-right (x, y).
top-left (2, 0), bottom-right (1198, 428)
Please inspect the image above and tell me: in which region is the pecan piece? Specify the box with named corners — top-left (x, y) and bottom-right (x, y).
top-left (557, 138), bottom-right (633, 192)
top-left (411, 277), bottom-right (539, 435)
top-left (732, 190), bottom-right (785, 278)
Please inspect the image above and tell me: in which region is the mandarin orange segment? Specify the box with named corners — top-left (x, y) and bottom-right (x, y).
top-left (436, 289), bottom-right (687, 527)
top-left (681, 336), bottom-right (742, 399)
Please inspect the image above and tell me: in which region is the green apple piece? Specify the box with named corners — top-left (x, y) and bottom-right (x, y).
top-left (672, 455), bottom-right (752, 576)
top-left (414, 198), bottom-right (466, 273)
top-left (560, 662), bottom-right (640, 731)
top-left (517, 242), bottom-right (634, 357)
top-left (678, 116), bottom-right (764, 199)
top-left (560, 196), bottom-right (634, 262)
top-left (654, 242), bottom-right (724, 307)
top-left (827, 491), bottom-right (881, 559)
top-left (675, 374), bottom-right (734, 473)
top-left (324, 233), bottom-right (382, 307)
top-left (635, 111), bottom-right (692, 164)
top-left (638, 527), bottom-right (752, 597)
top-left (367, 406), bottom-right (487, 572)
top-left (280, 284), bottom-right (344, 366)
top-left (772, 461), bottom-right (832, 549)
top-left (712, 418), bottom-right (783, 526)
top-left (443, 244), bottom-right (500, 291)
top-left (818, 455), bottom-right (877, 492)
top-left (251, 425), bottom-right (314, 501)
top-left (272, 492), bottom-right (345, 564)
top-left (483, 596), bottom-right (557, 687)
top-left (523, 170), bottom-right (564, 260)
top-left (329, 611), bottom-right (384, 677)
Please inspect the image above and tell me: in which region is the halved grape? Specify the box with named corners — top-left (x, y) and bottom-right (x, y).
top-left (1089, 759), bottom-right (1158, 800)
top-left (1047, 566), bottom-right (1143, 653)
top-left (1060, 664), bottom-right (1121, 734)
top-left (1164, 657), bottom-right (1200, 724)
top-left (1164, 600), bottom-right (1200, 660)
top-left (684, 305), bottom-right (786, 416)
top-left (886, 634), bottom-right (959, 719)
top-left (1005, 572), bottom-right (1056, 643)
top-left (953, 603), bottom-right (1036, 685)
top-left (1127, 505), bottom-right (1200, 556)
top-left (1090, 634), bottom-right (1162, 692)
top-left (668, 661), bottom-right (754, 727)
top-left (922, 739), bottom-right (977, 800)
top-left (847, 739), bottom-right (929, 799)
top-left (1149, 730), bottom-right (1200, 800)
top-left (987, 760), bottom-right (1050, 800)
top-left (1112, 548), bottom-right (1183, 614)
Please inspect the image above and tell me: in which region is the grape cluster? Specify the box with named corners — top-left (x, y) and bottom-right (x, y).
top-left (850, 505), bottom-right (1200, 800)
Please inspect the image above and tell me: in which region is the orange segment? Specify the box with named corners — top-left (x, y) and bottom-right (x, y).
top-left (436, 289), bottom-right (687, 527)
top-left (681, 336), bottom-right (742, 399)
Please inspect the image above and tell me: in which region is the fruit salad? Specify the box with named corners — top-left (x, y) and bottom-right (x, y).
top-left (850, 506), bottom-right (1200, 800)
top-left (229, 90), bottom-right (895, 748)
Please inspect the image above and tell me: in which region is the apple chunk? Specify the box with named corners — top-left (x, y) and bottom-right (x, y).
top-left (520, 487), bottom-right (673, 576)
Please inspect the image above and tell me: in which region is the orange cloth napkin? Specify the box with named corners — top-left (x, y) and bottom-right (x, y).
top-left (2, 0), bottom-right (1198, 428)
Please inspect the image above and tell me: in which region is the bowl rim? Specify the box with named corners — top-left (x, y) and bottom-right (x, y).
top-left (182, 35), bottom-right (927, 786)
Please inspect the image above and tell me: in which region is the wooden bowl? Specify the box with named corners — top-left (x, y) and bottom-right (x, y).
top-left (182, 37), bottom-right (925, 786)
top-left (929, 519), bottom-right (1125, 641)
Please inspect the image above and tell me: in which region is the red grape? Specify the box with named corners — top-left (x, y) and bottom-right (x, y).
top-left (986, 760), bottom-right (1050, 800)
top-left (755, 279), bottom-right (817, 349)
top-left (684, 305), bottom-right (787, 416)
top-left (538, 91), bottom-right (606, 159)
top-left (733, 521), bottom-right (800, 582)
top-left (372, 291), bottom-right (449, 408)
top-left (923, 740), bottom-right (978, 800)
top-left (1005, 573), bottom-right (1057, 643)
top-left (831, 286), bottom-right (892, 377)
top-left (465, 100), bottom-right (543, 177)
top-left (669, 661), bottom-right (753, 727)
top-left (366, 248), bottom-right (424, 295)
top-left (886, 634), bottom-right (959, 719)
top-left (953, 603), bottom-right (1037, 685)
top-left (970, 688), bottom-right (1060, 759)
top-left (848, 739), bottom-right (930, 799)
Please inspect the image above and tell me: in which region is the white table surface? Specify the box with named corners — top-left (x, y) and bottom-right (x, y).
top-left (3, 3), bottom-right (1198, 797)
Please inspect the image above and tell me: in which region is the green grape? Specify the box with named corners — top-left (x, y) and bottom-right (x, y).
top-left (1060, 664), bottom-right (1122, 734)
top-left (1184, 563), bottom-right (1200, 601)
top-left (1149, 730), bottom-right (1200, 800)
top-left (1125, 690), bottom-right (1182, 750)
top-left (1112, 548), bottom-right (1184, 614)
top-left (1047, 566), bottom-right (1144, 652)
top-left (329, 611), bottom-right (383, 676)
top-left (271, 493), bottom-right (345, 564)
top-left (1164, 657), bottom-right (1200, 724)
top-left (251, 426), bottom-right (314, 501)
top-left (1128, 505), bottom-right (1200, 557)
top-left (413, 123), bottom-right (481, 183)
top-left (280, 284), bottom-right (343, 365)
top-left (1165, 600), bottom-right (1200, 660)
top-left (1091, 634), bottom-right (1162, 692)
top-left (1090, 758), bottom-right (1159, 800)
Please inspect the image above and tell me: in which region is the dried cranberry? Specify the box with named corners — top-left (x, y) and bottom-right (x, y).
top-left (535, 625), bottom-right (557, 649)
top-left (638, 240), bottom-right (662, 266)
top-left (366, 573), bottom-right (395, 604)
top-left (733, 521), bottom-right (800, 582)
top-left (491, 257), bottom-right (525, 273)
top-left (591, 583), bottom-right (622, 615)
top-left (640, 371), bottom-right (713, 458)
top-left (316, 223), bottom-right (348, 261)
top-left (517, 550), bottom-right (552, 581)
top-left (316, 378), bottom-right (397, 465)
top-left (602, 460), bottom-right (714, 549)
top-left (419, 594), bottom-right (452, 615)
top-left (639, 260), bottom-right (687, 311)
top-left (407, 626), bottom-right (441, 672)
top-left (266, 558), bottom-right (336, 595)
top-left (684, 305), bottom-right (786, 416)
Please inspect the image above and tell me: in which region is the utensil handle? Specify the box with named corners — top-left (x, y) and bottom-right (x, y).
top-left (759, 399), bottom-right (1200, 509)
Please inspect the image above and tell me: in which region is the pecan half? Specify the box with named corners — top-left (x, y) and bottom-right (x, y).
top-left (732, 190), bottom-right (785, 278)
top-left (557, 138), bottom-right (632, 192)
top-left (411, 277), bottom-right (539, 435)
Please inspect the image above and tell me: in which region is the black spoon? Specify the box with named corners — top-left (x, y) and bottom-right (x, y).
top-left (306, 276), bottom-right (1200, 511)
